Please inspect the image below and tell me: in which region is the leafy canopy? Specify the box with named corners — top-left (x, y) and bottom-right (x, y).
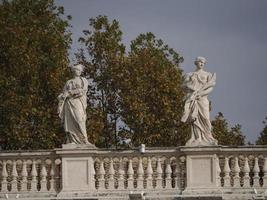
top-left (78, 16), bottom-right (188, 147)
top-left (119, 32), bottom-right (188, 146)
top-left (77, 15), bottom-right (126, 147)
top-left (0, 0), bottom-right (72, 150)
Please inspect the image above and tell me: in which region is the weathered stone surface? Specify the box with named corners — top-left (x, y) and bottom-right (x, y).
top-left (129, 193), bottom-right (145, 200)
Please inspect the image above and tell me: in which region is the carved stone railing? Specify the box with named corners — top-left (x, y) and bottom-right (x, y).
top-left (56, 147), bottom-right (185, 199)
top-left (1, 146), bottom-right (267, 199)
top-left (92, 148), bottom-right (185, 191)
top-left (217, 147), bottom-right (267, 193)
top-left (181, 146), bottom-right (267, 200)
top-left (0, 150), bottom-right (62, 198)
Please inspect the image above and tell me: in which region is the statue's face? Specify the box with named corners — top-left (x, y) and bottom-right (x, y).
top-left (72, 68), bottom-right (82, 76)
top-left (195, 60), bottom-right (205, 69)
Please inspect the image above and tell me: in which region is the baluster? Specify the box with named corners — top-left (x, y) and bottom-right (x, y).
top-left (253, 157), bottom-right (260, 187)
top-left (165, 158), bottom-right (172, 189)
top-left (21, 160), bottom-right (28, 191)
top-left (1, 160), bottom-right (8, 192)
top-left (30, 159), bottom-right (38, 192)
top-left (49, 161), bottom-right (56, 192)
top-left (11, 160), bottom-right (18, 192)
top-left (262, 157), bottom-right (267, 187)
top-left (40, 160), bottom-right (48, 192)
top-left (127, 158), bottom-right (134, 189)
top-left (243, 156), bottom-right (251, 188)
top-left (155, 157), bottom-right (163, 189)
top-left (91, 158), bottom-right (96, 190)
top-left (117, 158), bottom-right (125, 190)
top-left (137, 157), bottom-right (144, 189)
top-left (175, 157), bottom-right (181, 190)
top-left (54, 159), bottom-right (61, 192)
top-left (223, 157), bottom-right (231, 187)
top-left (233, 156), bottom-right (240, 187)
top-left (215, 156), bottom-right (221, 187)
top-left (98, 159), bottom-right (106, 190)
top-left (146, 157), bottom-right (153, 189)
top-left (108, 158), bottom-right (115, 190)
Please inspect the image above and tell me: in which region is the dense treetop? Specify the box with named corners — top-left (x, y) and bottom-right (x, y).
top-left (0, 0), bottom-right (71, 149)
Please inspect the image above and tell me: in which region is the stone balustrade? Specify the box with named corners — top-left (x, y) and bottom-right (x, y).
top-left (0, 151), bottom-right (62, 195)
top-left (1, 146), bottom-right (267, 199)
top-left (91, 148), bottom-right (185, 192)
top-left (217, 146), bottom-right (267, 190)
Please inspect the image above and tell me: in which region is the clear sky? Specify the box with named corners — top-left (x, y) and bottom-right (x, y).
top-left (56, 0), bottom-right (267, 143)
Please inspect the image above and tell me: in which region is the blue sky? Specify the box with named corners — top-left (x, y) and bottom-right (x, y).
top-left (56, 0), bottom-right (267, 143)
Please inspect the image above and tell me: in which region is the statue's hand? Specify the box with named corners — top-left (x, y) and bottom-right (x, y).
top-left (195, 94), bottom-right (201, 100)
top-left (61, 92), bottom-right (68, 99)
top-left (69, 89), bottom-right (78, 97)
top-left (69, 89), bottom-right (83, 98)
top-left (189, 91), bottom-right (198, 101)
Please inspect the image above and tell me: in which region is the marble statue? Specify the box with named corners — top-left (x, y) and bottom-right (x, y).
top-left (58, 64), bottom-right (90, 144)
top-left (181, 57), bottom-right (218, 146)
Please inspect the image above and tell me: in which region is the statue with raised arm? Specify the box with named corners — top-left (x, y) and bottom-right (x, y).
top-left (181, 57), bottom-right (218, 146)
top-left (58, 64), bottom-right (90, 145)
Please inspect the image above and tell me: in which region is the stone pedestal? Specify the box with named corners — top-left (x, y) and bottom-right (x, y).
top-left (56, 146), bottom-right (98, 196)
top-left (180, 146), bottom-right (222, 195)
top-left (61, 156), bottom-right (94, 191)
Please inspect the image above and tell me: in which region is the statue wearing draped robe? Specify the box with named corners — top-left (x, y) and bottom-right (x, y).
top-left (58, 64), bottom-right (90, 144)
top-left (181, 57), bottom-right (218, 146)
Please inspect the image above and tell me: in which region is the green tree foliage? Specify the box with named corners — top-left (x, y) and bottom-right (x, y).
top-left (212, 112), bottom-right (245, 145)
top-left (256, 117), bottom-right (267, 145)
top-left (78, 16), bottom-right (188, 147)
top-left (77, 16), bottom-right (126, 147)
top-left (118, 32), bottom-right (188, 146)
top-left (0, 0), bottom-right (72, 150)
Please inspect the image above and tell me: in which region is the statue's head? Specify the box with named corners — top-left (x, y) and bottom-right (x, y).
top-left (70, 64), bottom-right (84, 76)
top-left (194, 56), bottom-right (206, 69)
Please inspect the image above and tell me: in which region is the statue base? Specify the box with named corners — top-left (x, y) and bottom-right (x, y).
top-left (186, 138), bottom-right (218, 147)
top-left (62, 143), bottom-right (97, 149)
top-left (180, 146), bottom-right (221, 196)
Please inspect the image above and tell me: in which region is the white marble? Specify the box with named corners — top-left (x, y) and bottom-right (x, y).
top-left (181, 56), bottom-right (218, 146)
top-left (58, 64), bottom-right (90, 145)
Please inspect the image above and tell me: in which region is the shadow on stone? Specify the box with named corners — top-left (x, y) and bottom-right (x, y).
top-left (129, 193), bottom-right (145, 200)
